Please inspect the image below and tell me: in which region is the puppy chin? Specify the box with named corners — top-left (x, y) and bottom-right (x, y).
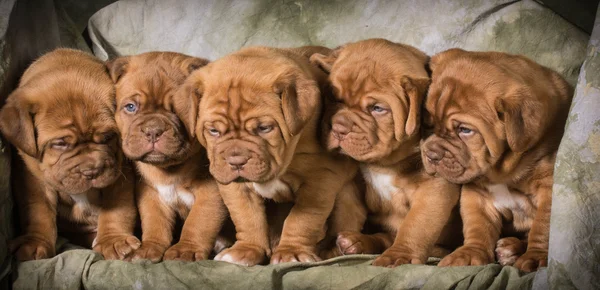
top-left (209, 166), bottom-right (275, 185)
top-left (49, 171), bottom-right (119, 194)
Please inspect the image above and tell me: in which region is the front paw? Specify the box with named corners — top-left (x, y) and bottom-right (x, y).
top-left (495, 237), bottom-right (526, 266)
top-left (9, 235), bottom-right (55, 261)
top-left (438, 245), bottom-right (493, 267)
top-left (214, 242), bottom-right (267, 266)
top-left (372, 246), bottom-right (422, 267)
top-left (271, 245), bottom-right (321, 264)
top-left (514, 248), bottom-right (547, 272)
top-left (163, 241), bottom-right (210, 262)
top-left (131, 241), bottom-right (168, 263)
top-left (93, 234), bottom-right (141, 260)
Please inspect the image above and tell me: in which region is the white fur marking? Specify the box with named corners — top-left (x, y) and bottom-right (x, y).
top-left (253, 179), bottom-right (290, 199)
top-left (488, 184), bottom-right (520, 210)
top-left (179, 190), bottom-right (195, 207)
top-left (361, 166), bottom-right (397, 201)
top-left (70, 193), bottom-right (90, 205)
top-left (156, 184), bottom-right (177, 204)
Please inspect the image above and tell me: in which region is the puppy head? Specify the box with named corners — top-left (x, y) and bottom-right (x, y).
top-left (421, 49), bottom-right (571, 184)
top-left (0, 49), bottom-right (121, 194)
top-left (179, 47), bottom-right (321, 184)
top-left (107, 52), bottom-right (208, 167)
top-left (311, 39), bottom-right (430, 163)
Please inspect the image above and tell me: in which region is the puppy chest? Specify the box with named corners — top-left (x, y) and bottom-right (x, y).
top-left (155, 184), bottom-right (195, 208)
top-left (360, 166), bottom-right (400, 202)
top-left (487, 184), bottom-right (535, 227)
top-left (252, 179), bottom-right (294, 201)
top-left (58, 191), bottom-right (100, 224)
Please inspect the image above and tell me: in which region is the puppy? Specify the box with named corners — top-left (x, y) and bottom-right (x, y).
top-left (175, 46), bottom-right (362, 265)
top-left (310, 39), bottom-right (461, 267)
top-left (107, 52), bottom-right (226, 262)
top-left (421, 48), bottom-right (573, 272)
top-left (0, 48), bottom-right (139, 261)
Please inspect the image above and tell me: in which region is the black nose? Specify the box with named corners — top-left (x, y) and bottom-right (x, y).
top-left (142, 127), bottom-right (164, 143)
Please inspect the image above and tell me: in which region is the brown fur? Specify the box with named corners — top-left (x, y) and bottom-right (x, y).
top-left (177, 46), bottom-right (361, 265)
top-left (310, 39), bottom-right (462, 267)
top-left (0, 48), bottom-right (139, 261)
top-left (421, 48), bottom-right (573, 272)
top-left (108, 51), bottom-right (226, 262)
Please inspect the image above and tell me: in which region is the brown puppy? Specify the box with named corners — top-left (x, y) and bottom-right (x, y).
top-left (421, 48), bottom-right (572, 272)
top-left (310, 39), bottom-right (461, 267)
top-left (108, 52), bottom-right (226, 262)
top-left (0, 48), bottom-right (139, 261)
top-left (176, 46), bottom-right (361, 265)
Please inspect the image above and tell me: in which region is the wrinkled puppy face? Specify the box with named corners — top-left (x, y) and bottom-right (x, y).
top-left (107, 52), bottom-right (208, 168)
top-left (179, 47), bottom-right (320, 184)
top-left (0, 56), bottom-right (120, 194)
top-left (420, 49), bottom-right (559, 184)
top-left (310, 39), bottom-right (430, 163)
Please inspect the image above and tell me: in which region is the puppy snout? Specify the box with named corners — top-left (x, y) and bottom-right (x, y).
top-left (331, 115), bottom-right (353, 140)
top-left (227, 155), bottom-right (249, 170)
top-left (142, 126), bottom-right (165, 143)
top-left (425, 150), bottom-right (442, 163)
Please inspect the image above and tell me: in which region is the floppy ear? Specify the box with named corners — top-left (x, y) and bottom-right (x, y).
top-left (173, 76), bottom-right (203, 140)
top-left (0, 89), bottom-right (37, 156)
top-left (495, 87), bottom-right (548, 152)
top-left (309, 46), bottom-right (342, 73)
top-left (275, 72), bottom-right (321, 136)
top-left (394, 76), bottom-right (431, 140)
top-left (180, 57), bottom-right (209, 75)
top-left (106, 57), bottom-right (129, 83)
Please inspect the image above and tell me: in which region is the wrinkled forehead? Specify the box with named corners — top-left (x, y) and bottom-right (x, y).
top-left (425, 77), bottom-right (496, 128)
top-left (330, 58), bottom-right (396, 105)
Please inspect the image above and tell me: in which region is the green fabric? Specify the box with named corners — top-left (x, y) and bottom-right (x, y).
top-left (14, 251), bottom-right (535, 290)
top-left (547, 3), bottom-right (600, 290)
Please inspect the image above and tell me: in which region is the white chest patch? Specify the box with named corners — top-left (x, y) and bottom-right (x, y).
top-left (361, 166), bottom-right (397, 201)
top-left (155, 184), bottom-right (195, 207)
top-left (179, 190), bottom-right (195, 207)
top-left (156, 184), bottom-right (178, 204)
top-left (70, 193), bottom-right (90, 205)
top-left (253, 179), bottom-right (290, 199)
top-left (488, 184), bottom-right (520, 210)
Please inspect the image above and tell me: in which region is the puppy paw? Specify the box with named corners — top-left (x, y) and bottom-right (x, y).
top-left (438, 246), bottom-right (493, 267)
top-left (372, 246), bottom-right (422, 267)
top-left (131, 241), bottom-right (168, 263)
top-left (514, 248), bottom-right (547, 272)
top-left (93, 234), bottom-right (141, 260)
top-left (214, 242), bottom-right (267, 266)
top-left (336, 231), bottom-right (369, 255)
top-left (495, 237), bottom-right (526, 266)
top-left (163, 241), bottom-right (210, 262)
top-left (271, 245), bottom-right (321, 264)
top-left (9, 235), bottom-right (55, 261)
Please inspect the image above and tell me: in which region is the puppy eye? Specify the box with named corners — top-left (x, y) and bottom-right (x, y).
top-left (370, 105), bottom-right (388, 115)
top-left (257, 125), bottom-right (273, 134)
top-left (207, 128), bottom-right (220, 137)
top-left (51, 139), bottom-right (69, 150)
top-left (458, 126), bottom-right (474, 136)
top-left (124, 102), bottom-right (138, 113)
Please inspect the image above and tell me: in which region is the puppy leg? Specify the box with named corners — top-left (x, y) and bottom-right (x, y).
top-left (131, 181), bottom-right (175, 262)
top-left (93, 165), bottom-right (141, 260)
top-left (496, 237), bottom-right (527, 266)
top-left (320, 181), bottom-right (370, 259)
top-left (164, 180), bottom-right (226, 261)
top-left (439, 184), bottom-right (500, 267)
top-left (10, 163), bottom-right (57, 261)
top-left (271, 172), bottom-right (342, 264)
top-left (214, 183), bottom-right (270, 266)
top-left (373, 180), bottom-right (460, 267)
top-left (514, 185), bottom-right (551, 272)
